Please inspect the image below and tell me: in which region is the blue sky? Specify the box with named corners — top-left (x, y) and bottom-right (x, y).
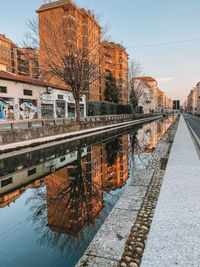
top-left (1, 0), bottom-right (200, 103)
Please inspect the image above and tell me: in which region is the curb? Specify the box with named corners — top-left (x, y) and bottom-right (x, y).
top-left (185, 119), bottom-right (200, 150)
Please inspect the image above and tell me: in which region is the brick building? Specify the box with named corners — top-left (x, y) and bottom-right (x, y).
top-left (36, 0), bottom-right (101, 101)
top-left (101, 41), bottom-right (129, 104)
top-left (0, 32), bottom-right (16, 73)
top-left (0, 32), bottom-right (39, 78)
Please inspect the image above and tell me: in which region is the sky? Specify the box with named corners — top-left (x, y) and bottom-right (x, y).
top-left (1, 0), bottom-right (200, 103)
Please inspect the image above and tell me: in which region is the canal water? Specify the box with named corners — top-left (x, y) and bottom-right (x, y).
top-left (0, 116), bottom-right (177, 267)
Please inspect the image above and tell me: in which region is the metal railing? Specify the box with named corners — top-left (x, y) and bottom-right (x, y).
top-left (0, 113), bottom-right (164, 132)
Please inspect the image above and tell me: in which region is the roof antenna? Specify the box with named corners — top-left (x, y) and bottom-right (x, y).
top-left (43, 0), bottom-right (52, 3)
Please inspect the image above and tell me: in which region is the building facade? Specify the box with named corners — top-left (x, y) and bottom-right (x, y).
top-left (101, 41), bottom-right (129, 105)
top-left (132, 76), bottom-right (173, 113)
top-left (36, 0), bottom-right (101, 101)
top-left (196, 82), bottom-right (200, 114)
top-left (0, 71), bottom-right (86, 120)
top-left (0, 32), bottom-right (39, 78)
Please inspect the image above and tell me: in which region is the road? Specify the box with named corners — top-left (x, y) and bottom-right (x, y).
top-left (183, 113), bottom-right (200, 143)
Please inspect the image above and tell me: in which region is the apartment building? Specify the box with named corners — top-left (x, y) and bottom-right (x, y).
top-left (186, 87), bottom-right (197, 113)
top-left (36, 0), bottom-right (101, 101)
top-left (101, 41), bottom-right (129, 105)
top-left (0, 32), bottom-right (16, 72)
top-left (132, 77), bottom-right (173, 113)
top-left (132, 77), bottom-right (158, 113)
top-left (196, 82), bottom-right (200, 114)
top-left (0, 32), bottom-right (39, 78)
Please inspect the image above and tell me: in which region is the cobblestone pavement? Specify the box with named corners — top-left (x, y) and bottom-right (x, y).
top-left (118, 118), bottom-right (179, 267)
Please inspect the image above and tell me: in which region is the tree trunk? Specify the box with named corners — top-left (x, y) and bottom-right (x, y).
top-left (75, 98), bottom-right (81, 122)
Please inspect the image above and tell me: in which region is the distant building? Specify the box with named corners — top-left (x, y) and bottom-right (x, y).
top-left (100, 41), bottom-right (129, 105)
top-left (0, 32), bottom-right (39, 78)
top-left (196, 82), bottom-right (200, 115)
top-left (173, 100), bottom-right (180, 110)
top-left (131, 77), bottom-right (173, 113)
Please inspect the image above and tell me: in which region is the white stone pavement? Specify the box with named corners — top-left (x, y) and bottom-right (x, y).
top-left (141, 115), bottom-right (200, 267)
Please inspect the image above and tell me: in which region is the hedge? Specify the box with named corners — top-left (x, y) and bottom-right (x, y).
top-left (87, 101), bottom-right (134, 116)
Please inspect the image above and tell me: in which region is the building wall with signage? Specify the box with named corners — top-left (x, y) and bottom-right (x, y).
top-left (0, 78), bottom-right (86, 120)
top-left (0, 79), bottom-right (43, 120)
top-left (52, 89), bottom-right (86, 118)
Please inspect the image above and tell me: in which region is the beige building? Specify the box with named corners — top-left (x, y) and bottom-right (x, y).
top-left (196, 82), bottom-right (200, 114)
top-left (132, 77), bottom-right (173, 113)
top-left (0, 70), bottom-right (86, 120)
top-left (186, 87), bottom-right (197, 113)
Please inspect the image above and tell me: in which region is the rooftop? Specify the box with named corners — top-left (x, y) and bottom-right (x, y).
top-left (36, 0), bottom-right (100, 27)
top-left (36, 0), bottom-right (71, 13)
top-left (0, 70), bottom-right (71, 91)
top-left (101, 41), bottom-right (128, 55)
top-left (0, 33), bottom-right (16, 46)
top-left (133, 76), bottom-right (156, 82)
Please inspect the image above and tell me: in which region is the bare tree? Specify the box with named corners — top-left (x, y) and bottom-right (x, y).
top-left (128, 60), bottom-right (153, 112)
top-left (24, 8), bottom-right (105, 122)
top-left (128, 59), bottom-right (143, 81)
top-left (128, 59), bottom-right (144, 110)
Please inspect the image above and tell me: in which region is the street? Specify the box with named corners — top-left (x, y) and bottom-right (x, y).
top-left (183, 113), bottom-right (200, 142)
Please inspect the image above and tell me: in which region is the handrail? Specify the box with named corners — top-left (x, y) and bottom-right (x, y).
top-left (0, 113), bottom-right (166, 131)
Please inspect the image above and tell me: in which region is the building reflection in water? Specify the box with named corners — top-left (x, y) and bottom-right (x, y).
top-left (102, 135), bottom-right (129, 191)
top-left (0, 115), bottom-right (178, 255)
top-left (46, 146), bottom-right (103, 237)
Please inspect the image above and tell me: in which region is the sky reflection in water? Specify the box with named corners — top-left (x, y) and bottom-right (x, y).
top-left (0, 116), bottom-right (177, 267)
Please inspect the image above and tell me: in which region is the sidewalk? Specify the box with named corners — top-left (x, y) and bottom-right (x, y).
top-left (141, 115), bottom-right (200, 267)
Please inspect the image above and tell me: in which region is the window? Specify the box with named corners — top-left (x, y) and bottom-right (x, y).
top-left (1, 177), bottom-right (13, 187)
top-left (58, 95), bottom-right (64, 100)
top-left (28, 168), bottom-right (36, 176)
top-left (60, 157), bottom-right (66, 162)
top-left (23, 89), bottom-right (32, 96)
top-left (0, 86), bottom-right (7, 93)
top-left (41, 104), bottom-right (54, 119)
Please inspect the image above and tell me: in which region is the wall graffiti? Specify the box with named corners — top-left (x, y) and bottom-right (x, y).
top-left (0, 99), bottom-right (14, 120)
top-left (19, 100), bottom-right (37, 120)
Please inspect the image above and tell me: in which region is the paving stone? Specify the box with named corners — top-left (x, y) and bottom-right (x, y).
top-left (114, 186), bottom-right (147, 211)
top-left (130, 169), bottom-right (154, 186)
top-left (85, 208), bottom-right (138, 261)
top-left (141, 115), bottom-right (200, 267)
top-left (76, 255), bottom-right (119, 267)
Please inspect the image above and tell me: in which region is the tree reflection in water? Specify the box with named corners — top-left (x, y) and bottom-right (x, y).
top-left (26, 143), bottom-right (122, 255)
top-left (105, 137), bottom-right (120, 166)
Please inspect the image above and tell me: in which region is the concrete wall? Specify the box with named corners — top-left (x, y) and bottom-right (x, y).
top-left (0, 114), bottom-right (161, 145)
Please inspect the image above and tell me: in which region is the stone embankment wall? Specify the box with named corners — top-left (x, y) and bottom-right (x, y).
top-left (76, 116), bottom-right (179, 267)
top-left (0, 114), bottom-right (162, 145)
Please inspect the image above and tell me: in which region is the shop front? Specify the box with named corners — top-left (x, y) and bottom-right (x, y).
top-left (41, 94), bottom-right (54, 119)
top-left (68, 103), bottom-right (75, 117)
top-left (56, 100), bottom-right (66, 118)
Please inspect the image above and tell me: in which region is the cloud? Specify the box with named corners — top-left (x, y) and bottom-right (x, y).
top-left (157, 77), bottom-right (175, 82)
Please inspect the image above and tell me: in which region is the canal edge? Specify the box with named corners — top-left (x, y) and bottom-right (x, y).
top-left (75, 116), bottom-right (180, 267)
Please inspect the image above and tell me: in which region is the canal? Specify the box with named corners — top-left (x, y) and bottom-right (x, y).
top-left (0, 115), bottom-right (177, 267)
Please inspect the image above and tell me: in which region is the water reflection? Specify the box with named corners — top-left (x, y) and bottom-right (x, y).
top-left (103, 136), bottom-right (129, 191)
top-left (0, 115), bottom-right (178, 267)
